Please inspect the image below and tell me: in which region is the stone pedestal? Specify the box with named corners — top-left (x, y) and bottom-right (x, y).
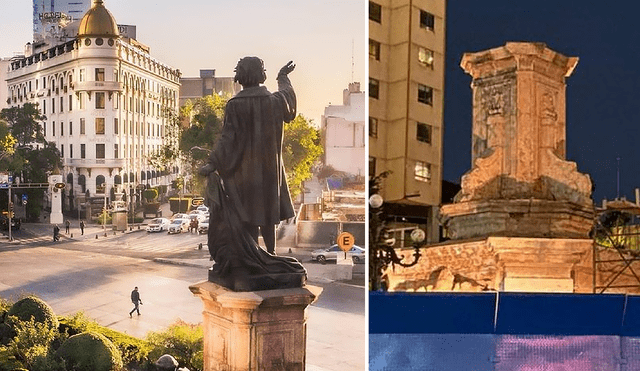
top-left (189, 281), bottom-right (322, 371)
top-left (335, 252), bottom-right (354, 280)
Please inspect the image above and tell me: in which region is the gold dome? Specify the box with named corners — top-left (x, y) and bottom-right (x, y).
top-left (77, 0), bottom-right (119, 37)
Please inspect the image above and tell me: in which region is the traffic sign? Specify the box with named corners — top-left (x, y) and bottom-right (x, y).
top-left (337, 232), bottom-right (355, 252)
top-left (191, 197), bottom-right (205, 206)
top-left (22, 194), bottom-right (28, 206)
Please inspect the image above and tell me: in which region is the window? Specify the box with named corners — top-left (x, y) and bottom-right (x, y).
top-left (414, 161), bottom-right (431, 182)
top-left (68, 95), bottom-right (73, 111)
top-left (114, 118), bottom-right (118, 134)
top-left (80, 143), bottom-right (86, 159)
top-left (369, 117), bottom-right (378, 138)
top-left (60, 97), bottom-right (64, 112)
top-left (60, 121), bottom-right (64, 136)
top-left (417, 122), bottom-right (432, 144)
top-left (369, 1), bottom-right (382, 23)
top-left (369, 157), bottom-right (377, 177)
top-left (420, 10), bottom-right (435, 30)
top-left (114, 144), bottom-right (118, 158)
top-left (369, 39), bottom-right (381, 60)
top-left (61, 144), bottom-right (64, 158)
top-left (95, 68), bottom-right (105, 81)
top-left (52, 98), bottom-right (55, 113)
top-left (418, 84), bottom-right (433, 105)
top-left (95, 118), bottom-right (105, 134)
top-left (96, 144), bottom-right (105, 159)
top-left (52, 121), bottom-right (55, 136)
top-left (69, 121), bottom-right (72, 135)
top-left (369, 78), bottom-right (380, 99)
top-left (95, 92), bottom-right (105, 109)
top-left (43, 122), bottom-right (46, 136)
top-left (70, 144), bottom-right (73, 158)
top-left (78, 92), bottom-right (84, 109)
top-left (80, 118), bottom-right (85, 134)
top-left (418, 47), bottom-right (434, 69)
top-left (79, 69), bottom-right (85, 82)
top-left (43, 100), bottom-right (46, 114)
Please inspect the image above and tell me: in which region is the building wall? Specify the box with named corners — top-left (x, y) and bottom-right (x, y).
top-left (6, 35), bottom-right (180, 209)
top-left (0, 58), bottom-right (12, 111)
top-left (369, 0), bottom-right (446, 242)
top-left (322, 83), bottom-right (365, 176)
top-left (178, 70), bottom-right (240, 107)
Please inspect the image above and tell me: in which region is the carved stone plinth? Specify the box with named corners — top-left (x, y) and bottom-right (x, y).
top-left (384, 237), bottom-right (593, 293)
top-left (441, 199), bottom-right (594, 240)
top-left (189, 281), bottom-right (322, 371)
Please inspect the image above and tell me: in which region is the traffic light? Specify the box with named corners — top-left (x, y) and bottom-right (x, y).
top-left (54, 183), bottom-right (65, 192)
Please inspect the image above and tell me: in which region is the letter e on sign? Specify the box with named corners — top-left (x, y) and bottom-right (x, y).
top-left (337, 232), bottom-right (355, 252)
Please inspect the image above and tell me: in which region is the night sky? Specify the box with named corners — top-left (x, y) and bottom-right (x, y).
top-left (443, 1), bottom-right (640, 204)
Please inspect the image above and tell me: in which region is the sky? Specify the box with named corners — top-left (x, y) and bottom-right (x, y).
top-left (444, 0), bottom-right (640, 204)
top-left (0, 0), bottom-right (366, 128)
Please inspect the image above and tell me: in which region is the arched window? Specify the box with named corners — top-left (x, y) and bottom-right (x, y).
top-left (78, 175), bottom-right (86, 193)
top-left (96, 175), bottom-right (106, 194)
top-left (123, 173), bottom-right (128, 183)
top-left (114, 175), bottom-right (122, 185)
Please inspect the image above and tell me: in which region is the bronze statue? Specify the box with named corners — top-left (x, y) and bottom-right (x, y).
top-left (199, 57), bottom-right (306, 291)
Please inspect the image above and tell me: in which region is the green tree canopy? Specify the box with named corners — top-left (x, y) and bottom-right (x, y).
top-left (283, 114), bottom-right (323, 199)
top-left (1, 103), bottom-right (46, 147)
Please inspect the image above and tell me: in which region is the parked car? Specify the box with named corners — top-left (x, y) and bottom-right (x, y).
top-left (172, 213), bottom-right (189, 221)
top-left (146, 218), bottom-right (170, 233)
top-left (196, 205), bottom-right (209, 213)
top-left (198, 218), bottom-right (209, 234)
top-left (167, 218), bottom-right (189, 234)
top-left (188, 212), bottom-right (207, 223)
top-left (311, 244), bottom-right (365, 263)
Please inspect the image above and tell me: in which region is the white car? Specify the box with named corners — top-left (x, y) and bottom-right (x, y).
top-left (188, 211), bottom-right (207, 223)
top-left (311, 245), bottom-right (365, 263)
top-left (196, 205), bottom-right (209, 213)
top-left (146, 218), bottom-right (170, 233)
top-left (198, 218), bottom-right (209, 234)
top-left (167, 218), bottom-right (189, 234)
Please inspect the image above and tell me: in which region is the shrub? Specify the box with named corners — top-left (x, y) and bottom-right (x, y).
top-left (2, 316), bottom-right (65, 371)
top-left (7, 297), bottom-right (58, 331)
top-left (59, 312), bottom-right (151, 367)
top-left (56, 332), bottom-right (123, 371)
top-left (146, 320), bottom-right (203, 371)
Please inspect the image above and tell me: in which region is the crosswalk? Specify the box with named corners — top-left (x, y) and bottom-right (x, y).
top-left (73, 230), bottom-right (209, 256)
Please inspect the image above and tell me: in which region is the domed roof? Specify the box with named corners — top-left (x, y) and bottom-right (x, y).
top-left (77, 0), bottom-right (119, 37)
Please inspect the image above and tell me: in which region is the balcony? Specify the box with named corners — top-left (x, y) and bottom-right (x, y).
top-left (73, 81), bottom-right (123, 93)
top-left (64, 158), bottom-right (126, 168)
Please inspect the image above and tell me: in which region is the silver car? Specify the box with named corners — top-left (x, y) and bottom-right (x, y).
top-left (167, 218), bottom-right (189, 234)
top-left (311, 244), bottom-right (365, 263)
top-left (198, 218), bottom-right (209, 234)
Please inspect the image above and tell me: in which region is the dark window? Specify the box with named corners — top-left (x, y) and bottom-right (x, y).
top-left (369, 39), bottom-right (381, 60)
top-left (61, 144), bottom-right (64, 158)
top-left (80, 144), bottom-right (85, 159)
top-left (69, 121), bottom-right (72, 135)
top-left (52, 98), bottom-right (55, 113)
top-left (70, 144), bottom-right (73, 158)
top-left (95, 68), bottom-right (105, 81)
top-left (369, 117), bottom-right (378, 138)
top-left (114, 118), bottom-right (118, 134)
top-left (68, 95), bottom-right (73, 111)
top-left (95, 118), bottom-right (105, 135)
top-left (60, 97), bottom-right (63, 112)
top-left (96, 144), bottom-right (105, 159)
top-left (369, 78), bottom-right (380, 99)
top-left (60, 121), bottom-right (64, 136)
top-left (95, 92), bottom-right (105, 109)
top-left (417, 122), bottom-right (432, 144)
top-left (52, 121), bottom-right (55, 136)
top-left (369, 2), bottom-right (382, 23)
top-left (420, 10), bottom-right (435, 30)
top-left (369, 157), bottom-right (377, 177)
top-left (80, 118), bottom-right (85, 134)
top-left (418, 84), bottom-right (433, 105)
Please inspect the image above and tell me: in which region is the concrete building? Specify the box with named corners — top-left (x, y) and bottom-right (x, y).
top-left (321, 82), bottom-right (365, 177)
top-left (179, 69), bottom-right (240, 107)
top-left (368, 0), bottom-right (446, 243)
top-left (6, 0), bottom-right (181, 212)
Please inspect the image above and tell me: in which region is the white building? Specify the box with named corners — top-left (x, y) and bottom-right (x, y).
top-left (321, 82), bottom-right (365, 176)
top-left (6, 0), bottom-right (181, 211)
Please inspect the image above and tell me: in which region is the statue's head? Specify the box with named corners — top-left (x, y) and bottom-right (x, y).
top-left (234, 56), bottom-right (267, 87)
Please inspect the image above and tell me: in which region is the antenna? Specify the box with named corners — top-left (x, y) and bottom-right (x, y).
top-left (617, 157), bottom-right (621, 199)
top-left (351, 38), bottom-right (354, 83)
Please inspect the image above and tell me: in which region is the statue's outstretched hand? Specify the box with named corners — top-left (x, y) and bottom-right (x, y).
top-left (278, 61), bottom-right (295, 76)
top-left (199, 163), bottom-right (215, 177)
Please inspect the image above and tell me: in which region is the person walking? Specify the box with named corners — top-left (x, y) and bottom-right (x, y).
top-left (129, 286), bottom-right (143, 317)
top-left (79, 220), bottom-right (85, 235)
top-left (64, 220), bottom-right (70, 234)
top-left (53, 225), bottom-right (60, 241)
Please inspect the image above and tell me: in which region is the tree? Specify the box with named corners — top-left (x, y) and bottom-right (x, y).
top-left (0, 119), bottom-right (17, 161)
top-left (147, 106), bottom-right (182, 173)
top-left (0, 103), bottom-right (46, 147)
top-left (282, 114), bottom-right (323, 199)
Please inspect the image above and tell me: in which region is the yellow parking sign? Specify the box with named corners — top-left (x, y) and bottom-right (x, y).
top-left (337, 232), bottom-right (355, 252)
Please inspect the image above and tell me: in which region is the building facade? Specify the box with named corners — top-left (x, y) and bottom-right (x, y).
top-left (179, 69), bottom-right (240, 107)
top-left (368, 0), bottom-right (446, 243)
top-left (7, 0), bottom-right (181, 212)
top-left (321, 82), bottom-right (365, 176)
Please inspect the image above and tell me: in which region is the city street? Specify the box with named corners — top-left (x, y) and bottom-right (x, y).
top-left (0, 222), bottom-right (365, 371)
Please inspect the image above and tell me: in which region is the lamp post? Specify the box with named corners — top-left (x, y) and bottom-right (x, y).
top-left (369, 171), bottom-right (423, 291)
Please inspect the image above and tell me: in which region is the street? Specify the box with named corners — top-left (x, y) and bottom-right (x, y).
top-left (0, 223), bottom-right (365, 371)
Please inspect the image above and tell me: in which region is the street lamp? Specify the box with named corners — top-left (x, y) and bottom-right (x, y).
top-left (369, 171), bottom-right (423, 291)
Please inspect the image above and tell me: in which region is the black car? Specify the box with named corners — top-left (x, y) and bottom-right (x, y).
top-left (0, 215), bottom-right (21, 231)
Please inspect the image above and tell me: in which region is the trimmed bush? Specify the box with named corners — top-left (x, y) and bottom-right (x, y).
top-left (7, 297), bottom-right (58, 330)
top-left (56, 332), bottom-right (123, 371)
top-left (146, 320), bottom-right (203, 371)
